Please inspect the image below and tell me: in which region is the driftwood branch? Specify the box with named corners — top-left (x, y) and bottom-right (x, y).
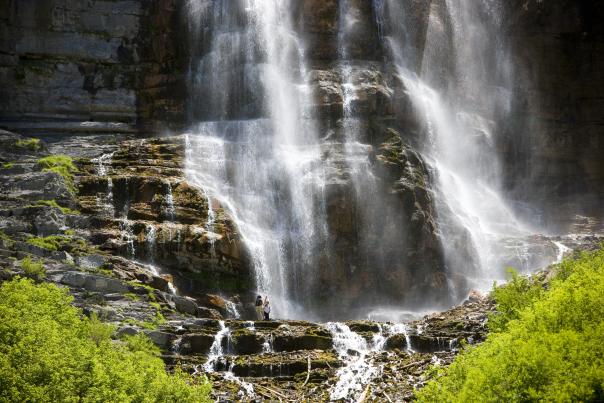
top-left (302, 355), bottom-right (311, 387)
top-left (357, 384), bottom-right (371, 403)
top-left (384, 391), bottom-right (394, 403)
top-left (400, 358), bottom-right (431, 371)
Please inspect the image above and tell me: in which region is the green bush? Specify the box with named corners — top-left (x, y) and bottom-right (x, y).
top-left (26, 235), bottom-right (95, 255)
top-left (15, 138), bottom-right (42, 151)
top-left (415, 249), bottom-right (604, 402)
top-left (26, 236), bottom-right (61, 251)
top-left (1, 162), bottom-right (14, 169)
top-left (37, 155), bottom-right (78, 193)
top-left (20, 257), bottom-right (46, 280)
top-left (487, 268), bottom-right (544, 332)
top-left (0, 278), bottom-right (211, 402)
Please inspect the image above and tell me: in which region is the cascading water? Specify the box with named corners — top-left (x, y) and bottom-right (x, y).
top-left (325, 321), bottom-right (412, 400)
top-left (185, 0), bottom-right (327, 319)
top-left (184, 0), bottom-right (562, 320)
top-left (374, 0), bottom-right (553, 293)
top-left (91, 152), bottom-right (115, 217)
top-left (203, 320), bottom-right (231, 373)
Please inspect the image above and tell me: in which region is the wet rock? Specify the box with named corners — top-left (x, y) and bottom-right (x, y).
top-left (172, 295), bottom-right (198, 316)
top-left (347, 320), bottom-right (381, 333)
top-left (385, 334), bottom-right (408, 351)
top-left (273, 334), bottom-right (332, 352)
top-left (230, 329), bottom-right (264, 355)
top-left (197, 307), bottom-right (222, 320)
top-left (145, 331), bottom-right (174, 349)
top-left (179, 333), bottom-right (215, 355)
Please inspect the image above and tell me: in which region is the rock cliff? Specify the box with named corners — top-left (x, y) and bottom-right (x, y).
top-left (0, 0), bottom-right (187, 134)
top-left (502, 0), bottom-right (604, 230)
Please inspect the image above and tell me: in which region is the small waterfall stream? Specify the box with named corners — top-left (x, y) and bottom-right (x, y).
top-left (325, 321), bottom-right (412, 400)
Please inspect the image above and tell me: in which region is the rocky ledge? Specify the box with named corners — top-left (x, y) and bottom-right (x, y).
top-left (1, 129), bottom-right (601, 402)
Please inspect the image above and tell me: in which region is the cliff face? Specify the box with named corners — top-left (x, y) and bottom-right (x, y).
top-left (0, 0), bottom-right (187, 135)
top-left (502, 0), bottom-right (604, 228)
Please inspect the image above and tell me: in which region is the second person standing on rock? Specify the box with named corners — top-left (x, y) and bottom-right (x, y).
top-left (255, 295), bottom-right (263, 320)
top-left (263, 297), bottom-right (271, 320)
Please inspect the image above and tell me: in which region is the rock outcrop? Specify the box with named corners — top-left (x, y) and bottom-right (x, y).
top-left (0, 0), bottom-right (187, 134)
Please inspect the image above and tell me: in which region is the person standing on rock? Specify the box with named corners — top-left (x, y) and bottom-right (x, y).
top-left (255, 295), bottom-right (263, 320)
top-left (263, 298), bottom-right (271, 321)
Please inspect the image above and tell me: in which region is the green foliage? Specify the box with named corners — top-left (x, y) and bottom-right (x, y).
top-left (415, 249), bottom-right (604, 403)
top-left (26, 235), bottom-right (95, 255)
top-left (26, 235), bottom-right (61, 251)
top-left (1, 162), bottom-right (14, 169)
top-left (124, 293), bottom-right (140, 301)
top-left (20, 257), bottom-right (46, 280)
top-left (488, 268), bottom-right (544, 332)
top-left (33, 199), bottom-right (80, 215)
top-left (15, 138), bottom-right (42, 151)
top-left (0, 278), bottom-right (211, 402)
top-left (37, 155), bottom-right (78, 193)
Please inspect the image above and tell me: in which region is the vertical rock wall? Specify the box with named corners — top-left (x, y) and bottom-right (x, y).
top-left (0, 0), bottom-right (187, 135)
top-left (502, 0), bottom-right (604, 228)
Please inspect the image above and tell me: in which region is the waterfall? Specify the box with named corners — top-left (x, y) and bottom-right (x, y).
top-left (326, 322), bottom-right (379, 401)
top-left (323, 321), bottom-right (414, 401)
top-left (91, 152), bottom-right (115, 217)
top-left (203, 320), bottom-right (231, 373)
top-left (185, 0), bottom-right (326, 319)
top-left (184, 0), bottom-right (561, 319)
top-left (164, 181), bottom-right (176, 221)
top-left (375, 0), bottom-right (545, 293)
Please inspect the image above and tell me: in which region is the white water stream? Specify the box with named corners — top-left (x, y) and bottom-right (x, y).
top-left (326, 321), bottom-right (411, 400)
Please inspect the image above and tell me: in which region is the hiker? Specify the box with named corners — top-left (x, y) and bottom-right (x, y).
top-left (263, 298), bottom-right (271, 321)
top-left (255, 295), bottom-right (263, 320)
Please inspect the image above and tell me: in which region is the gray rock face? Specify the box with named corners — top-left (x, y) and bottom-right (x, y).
top-left (61, 271), bottom-right (129, 294)
top-left (172, 295), bottom-right (199, 316)
top-left (0, 0), bottom-right (187, 134)
top-left (145, 330), bottom-right (174, 349)
top-left (502, 0), bottom-right (604, 229)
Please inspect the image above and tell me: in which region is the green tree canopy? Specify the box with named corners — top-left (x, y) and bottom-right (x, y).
top-left (416, 249), bottom-right (604, 402)
top-left (0, 278), bottom-right (211, 402)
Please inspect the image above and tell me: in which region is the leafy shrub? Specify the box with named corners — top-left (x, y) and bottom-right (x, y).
top-left (415, 249), bottom-right (604, 402)
top-left (37, 155), bottom-right (78, 193)
top-left (26, 236), bottom-right (61, 251)
top-left (488, 268), bottom-right (544, 332)
top-left (15, 138), bottom-right (41, 151)
top-left (0, 278), bottom-right (211, 402)
top-left (26, 235), bottom-right (95, 255)
top-left (20, 257), bottom-right (46, 280)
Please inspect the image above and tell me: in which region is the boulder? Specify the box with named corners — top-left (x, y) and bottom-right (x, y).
top-left (385, 334), bottom-right (407, 351)
top-left (179, 333), bottom-right (216, 355)
top-left (116, 326), bottom-right (139, 338)
top-left (145, 331), bottom-right (174, 349)
top-left (76, 254), bottom-right (106, 270)
top-left (230, 329), bottom-right (264, 355)
top-left (60, 272), bottom-right (129, 294)
top-left (172, 295), bottom-right (198, 316)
